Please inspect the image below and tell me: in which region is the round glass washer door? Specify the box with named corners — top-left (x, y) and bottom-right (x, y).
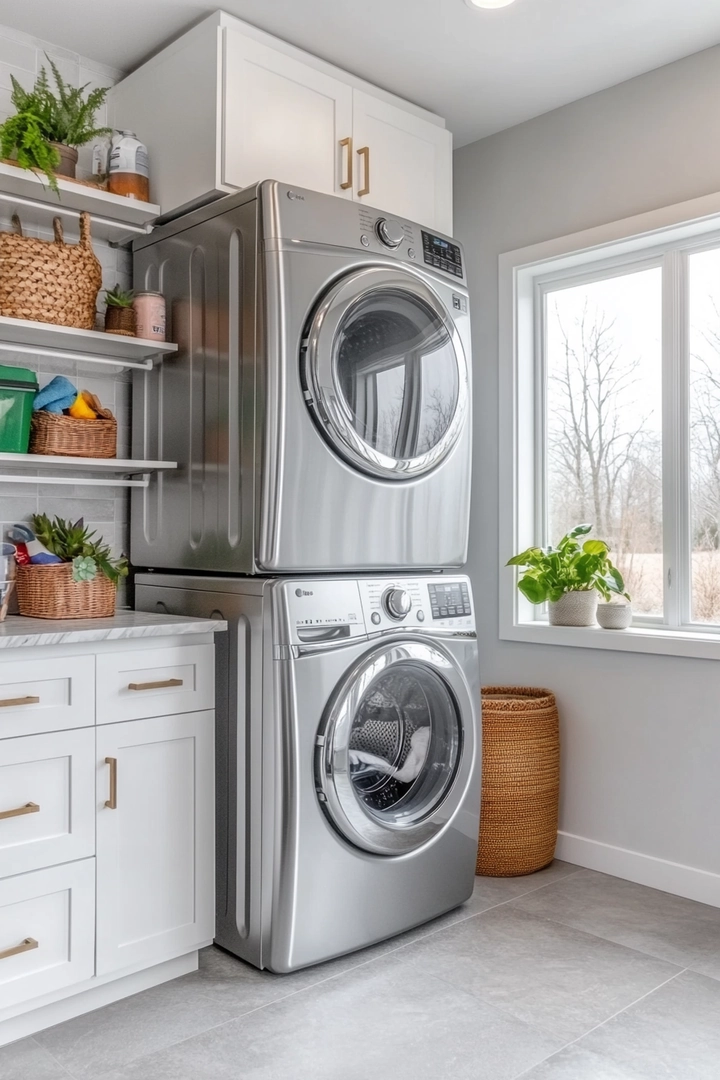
top-left (315, 641), bottom-right (469, 856)
top-left (302, 267), bottom-right (469, 480)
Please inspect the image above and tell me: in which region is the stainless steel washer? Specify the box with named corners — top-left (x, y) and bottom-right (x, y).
top-left (136, 572), bottom-right (481, 973)
top-left (131, 181), bottom-right (473, 574)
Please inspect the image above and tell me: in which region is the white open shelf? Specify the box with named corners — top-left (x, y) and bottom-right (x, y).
top-left (0, 453), bottom-right (177, 489)
top-left (0, 162), bottom-right (160, 243)
top-left (0, 315), bottom-right (177, 371)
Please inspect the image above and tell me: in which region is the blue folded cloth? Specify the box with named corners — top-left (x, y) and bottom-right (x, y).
top-left (33, 375), bottom-right (78, 414)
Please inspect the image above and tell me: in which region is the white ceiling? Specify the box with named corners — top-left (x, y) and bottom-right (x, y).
top-left (4, 0), bottom-right (720, 145)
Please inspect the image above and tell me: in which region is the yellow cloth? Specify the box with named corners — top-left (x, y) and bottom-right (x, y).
top-left (68, 392), bottom-right (98, 420)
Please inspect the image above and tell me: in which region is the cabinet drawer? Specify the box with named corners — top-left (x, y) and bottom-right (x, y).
top-left (0, 729), bottom-right (95, 879)
top-left (0, 655), bottom-right (95, 739)
top-left (96, 644), bottom-right (214, 724)
top-left (0, 860), bottom-right (95, 1011)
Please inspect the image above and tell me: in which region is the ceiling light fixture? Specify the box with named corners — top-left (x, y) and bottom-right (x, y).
top-left (465, 0), bottom-right (517, 8)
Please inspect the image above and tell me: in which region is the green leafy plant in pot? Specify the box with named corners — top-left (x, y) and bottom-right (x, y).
top-left (104, 284), bottom-right (136, 337)
top-left (507, 524), bottom-right (630, 627)
top-left (0, 57), bottom-right (111, 192)
top-left (32, 514), bottom-right (128, 585)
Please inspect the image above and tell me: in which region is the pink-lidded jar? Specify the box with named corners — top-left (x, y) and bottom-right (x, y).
top-left (133, 292), bottom-right (166, 341)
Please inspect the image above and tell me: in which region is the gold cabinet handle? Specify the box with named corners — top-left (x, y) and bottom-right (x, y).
top-left (357, 146), bottom-right (370, 197)
top-left (0, 801), bottom-right (39, 821)
top-left (127, 678), bottom-right (183, 691)
top-left (105, 757), bottom-right (117, 809)
top-left (0, 695), bottom-right (39, 709)
top-left (0, 937), bottom-right (38, 962)
top-left (339, 136), bottom-right (353, 190)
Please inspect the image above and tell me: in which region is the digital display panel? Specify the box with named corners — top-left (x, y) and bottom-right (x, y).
top-left (421, 231), bottom-right (463, 277)
top-left (428, 582), bottom-right (471, 619)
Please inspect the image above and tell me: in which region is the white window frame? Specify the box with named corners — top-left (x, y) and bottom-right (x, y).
top-left (499, 188), bottom-right (720, 661)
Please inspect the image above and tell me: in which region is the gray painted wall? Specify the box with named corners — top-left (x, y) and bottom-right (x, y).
top-left (454, 44), bottom-right (720, 885)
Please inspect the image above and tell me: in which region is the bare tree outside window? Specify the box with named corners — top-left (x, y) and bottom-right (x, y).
top-left (545, 269), bottom-right (663, 615)
top-left (690, 248), bottom-right (720, 623)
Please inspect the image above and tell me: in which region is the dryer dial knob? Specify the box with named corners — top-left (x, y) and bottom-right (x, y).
top-left (375, 218), bottom-right (404, 249)
top-left (383, 587), bottom-right (412, 620)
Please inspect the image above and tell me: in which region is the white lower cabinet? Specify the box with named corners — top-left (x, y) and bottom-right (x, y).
top-left (0, 860), bottom-right (95, 1010)
top-left (0, 728), bottom-right (95, 878)
top-left (0, 629), bottom-right (219, 1044)
top-left (96, 710), bottom-right (215, 976)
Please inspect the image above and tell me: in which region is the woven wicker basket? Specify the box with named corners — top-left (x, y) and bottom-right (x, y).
top-left (0, 212), bottom-right (102, 330)
top-left (477, 686), bottom-right (560, 877)
top-left (29, 410), bottom-right (117, 458)
top-left (16, 563), bottom-right (116, 620)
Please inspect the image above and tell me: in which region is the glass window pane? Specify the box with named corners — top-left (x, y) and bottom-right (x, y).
top-left (689, 247), bottom-right (720, 623)
top-left (545, 268), bottom-right (663, 616)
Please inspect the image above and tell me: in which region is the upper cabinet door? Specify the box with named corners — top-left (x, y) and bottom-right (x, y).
top-left (223, 29), bottom-right (354, 198)
top-left (352, 90), bottom-right (453, 234)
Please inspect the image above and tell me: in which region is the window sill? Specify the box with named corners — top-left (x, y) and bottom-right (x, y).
top-left (502, 620), bottom-right (720, 661)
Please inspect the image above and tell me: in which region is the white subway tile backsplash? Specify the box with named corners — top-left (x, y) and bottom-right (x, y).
top-left (0, 37), bottom-right (35, 73)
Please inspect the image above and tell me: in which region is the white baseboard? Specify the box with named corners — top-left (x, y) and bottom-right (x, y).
top-left (0, 952), bottom-right (198, 1048)
top-left (556, 832), bottom-right (720, 908)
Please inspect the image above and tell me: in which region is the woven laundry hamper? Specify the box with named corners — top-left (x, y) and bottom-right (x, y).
top-left (477, 687), bottom-right (560, 877)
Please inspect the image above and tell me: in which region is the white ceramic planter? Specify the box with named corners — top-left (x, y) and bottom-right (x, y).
top-left (548, 590), bottom-right (598, 627)
top-left (596, 602), bottom-right (632, 630)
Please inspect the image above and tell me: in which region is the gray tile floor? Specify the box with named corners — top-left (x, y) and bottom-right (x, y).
top-left (3, 861), bottom-right (720, 1079)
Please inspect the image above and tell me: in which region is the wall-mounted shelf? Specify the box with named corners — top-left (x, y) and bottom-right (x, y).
top-left (0, 453), bottom-right (177, 489)
top-left (0, 162), bottom-right (160, 244)
top-left (0, 316), bottom-right (177, 372)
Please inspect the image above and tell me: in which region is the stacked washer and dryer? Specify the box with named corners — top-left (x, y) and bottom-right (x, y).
top-left (134, 182), bottom-right (480, 972)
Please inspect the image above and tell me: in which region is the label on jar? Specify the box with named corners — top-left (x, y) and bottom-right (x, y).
top-left (109, 133), bottom-right (149, 178)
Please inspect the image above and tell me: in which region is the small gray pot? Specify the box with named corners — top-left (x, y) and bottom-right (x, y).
top-left (596, 602), bottom-right (632, 630)
top-left (548, 590), bottom-right (598, 627)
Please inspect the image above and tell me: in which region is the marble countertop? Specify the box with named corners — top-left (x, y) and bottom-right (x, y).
top-left (0, 610), bottom-right (227, 649)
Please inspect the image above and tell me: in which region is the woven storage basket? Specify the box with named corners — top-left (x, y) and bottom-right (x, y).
top-left (477, 686), bottom-right (560, 877)
top-left (0, 212), bottom-right (102, 330)
top-left (29, 410), bottom-right (117, 458)
top-left (16, 563), bottom-right (116, 620)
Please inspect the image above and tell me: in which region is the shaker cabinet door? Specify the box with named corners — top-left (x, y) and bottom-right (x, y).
top-left (223, 28), bottom-right (354, 198)
top-left (352, 90), bottom-right (453, 233)
top-left (96, 711), bottom-right (215, 976)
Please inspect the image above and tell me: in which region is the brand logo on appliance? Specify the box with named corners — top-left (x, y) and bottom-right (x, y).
top-left (286, 190), bottom-right (305, 201)
top-left (295, 588), bottom-right (314, 597)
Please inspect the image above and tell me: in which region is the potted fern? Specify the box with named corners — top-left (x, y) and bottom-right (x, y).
top-left (0, 56), bottom-right (110, 191)
top-left (507, 524), bottom-right (630, 627)
top-left (104, 285), bottom-right (136, 336)
top-left (15, 515), bottom-right (128, 620)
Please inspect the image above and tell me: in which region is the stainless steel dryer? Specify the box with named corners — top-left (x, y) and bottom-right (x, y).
top-left (131, 181), bottom-right (472, 574)
top-left (136, 572), bottom-right (481, 972)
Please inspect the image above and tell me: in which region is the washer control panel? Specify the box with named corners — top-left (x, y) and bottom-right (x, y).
top-left (358, 576), bottom-right (474, 633)
top-left (422, 231), bottom-right (463, 278)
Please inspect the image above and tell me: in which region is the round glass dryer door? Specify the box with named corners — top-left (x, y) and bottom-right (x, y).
top-left (316, 642), bottom-right (464, 855)
top-left (302, 267), bottom-right (469, 479)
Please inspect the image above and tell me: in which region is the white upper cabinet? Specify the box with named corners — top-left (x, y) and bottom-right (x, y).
top-left (353, 92), bottom-right (452, 234)
top-left (223, 30), bottom-right (353, 199)
top-left (109, 12), bottom-right (453, 232)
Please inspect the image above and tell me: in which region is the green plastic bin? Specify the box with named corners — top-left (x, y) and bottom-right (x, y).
top-left (0, 364), bottom-right (39, 454)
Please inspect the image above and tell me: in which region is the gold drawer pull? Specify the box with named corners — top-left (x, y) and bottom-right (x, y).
top-left (105, 757), bottom-right (117, 809)
top-left (127, 678), bottom-right (183, 691)
top-left (0, 696), bottom-right (40, 709)
top-left (357, 146), bottom-right (370, 197)
top-left (0, 801), bottom-right (39, 821)
top-left (0, 937), bottom-right (38, 962)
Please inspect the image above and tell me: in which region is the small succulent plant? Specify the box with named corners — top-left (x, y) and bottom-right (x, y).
top-left (104, 284), bottom-right (135, 308)
top-left (32, 514), bottom-right (128, 585)
top-left (72, 555), bottom-right (97, 583)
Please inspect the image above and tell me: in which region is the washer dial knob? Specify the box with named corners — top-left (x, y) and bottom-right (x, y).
top-left (375, 217), bottom-right (404, 249)
top-left (383, 587), bottom-right (412, 620)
